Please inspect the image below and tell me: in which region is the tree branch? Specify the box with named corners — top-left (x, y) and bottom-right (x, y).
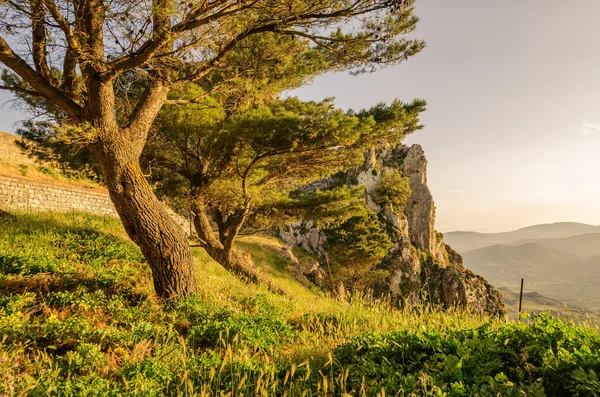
top-left (30, 0), bottom-right (59, 86)
top-left (41, 0), bottom-right (84, 60)
top-left (223, 203), bottom-right (251, 254)
top-left (125, 81), bottom-right (170, 146)
top-left (0, 84), bottom-right (44, 97)
top-left (0, 37), bottom-right (83, 119)
top-left (61, 44), bottom-right (78, 99)
top-left (104, 0), bottom-right (173, 75)
top-left (173, 0), bottom-right (259, 33)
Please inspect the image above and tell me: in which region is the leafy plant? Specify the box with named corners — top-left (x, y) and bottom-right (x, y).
top-left (371, 168), bottom-right (412, 210)
top-left (1, 212), bottom-right (599, 396)
top-left (324, 213), bottom-right (393, 292)
top-left (335, 313), bottom-right (600, 396)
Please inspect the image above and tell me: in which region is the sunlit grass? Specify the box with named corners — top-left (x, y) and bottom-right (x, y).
top-left (0, 159), bottom-right (103, 191)
top-left (1, 212), bottom-right (599, 396)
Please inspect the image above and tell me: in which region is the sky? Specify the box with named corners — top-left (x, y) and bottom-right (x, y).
top-left (291, 0), bottom-right (600, 232)
top-left (1, 0), bottom-right (600, 232)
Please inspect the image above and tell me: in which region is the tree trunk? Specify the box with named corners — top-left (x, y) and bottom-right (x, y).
top-left (191, 200), bottom-right (285, 295)
top-left (205, 242), bottom-right (286, 295)
top-left (93, 131), bottom-right (197, 299)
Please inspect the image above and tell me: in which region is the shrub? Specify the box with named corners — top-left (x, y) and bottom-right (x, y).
top-left (324, 213), bottom-right (392, 292)
top-left (334, 313), bottom-right (600, 396)
top-left (371, 168), bottom-right (411, 210)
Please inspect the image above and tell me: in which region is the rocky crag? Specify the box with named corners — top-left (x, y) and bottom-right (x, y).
top-left (280, 144), bottom-right (506, 318)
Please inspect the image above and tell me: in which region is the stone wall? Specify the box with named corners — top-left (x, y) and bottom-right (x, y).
top-left (0, 175), bottom-right (117, 216)
top-left (0, 174), bottom-right (193, 235)
top-left (0, 131), bottom-right (193, 234)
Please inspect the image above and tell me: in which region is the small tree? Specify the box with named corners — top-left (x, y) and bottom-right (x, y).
top-left (372, 168), bottom-right (411, 210)
top-left (0, 0), bottom-right (424, 298)
top-left (324, 212), bottom-right (393, 292)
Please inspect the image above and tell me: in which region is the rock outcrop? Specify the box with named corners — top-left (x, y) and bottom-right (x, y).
top-left (279, 219), bottom-right (326, 253)
top-left (281, 143), bottom-right (506, 318)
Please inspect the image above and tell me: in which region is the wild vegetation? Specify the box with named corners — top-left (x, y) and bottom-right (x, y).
top-left (149, 88), bottom-right (424, 292)
top-left (1, 1), bottom-right (599, 395)
top-left (0, 0), bottom-right (425, 299)
top-left (1, 211), bottom-right (599, 396)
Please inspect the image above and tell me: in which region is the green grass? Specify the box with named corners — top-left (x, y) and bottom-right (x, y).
top-left (0, 159), bottom-right (103, 191)
top-left (1, 212), bottom-right (599, 396)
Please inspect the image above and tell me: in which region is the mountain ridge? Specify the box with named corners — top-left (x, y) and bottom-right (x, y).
top-left (445, 222), bottom-right (600, 253)
top-left (452, 221), bottom-right (600, 311)
top-left (446, 221), bottom-right (598, 235)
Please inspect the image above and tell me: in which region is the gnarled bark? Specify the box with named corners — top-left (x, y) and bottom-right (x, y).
top-left (93, 129), bottom-right (197, 299)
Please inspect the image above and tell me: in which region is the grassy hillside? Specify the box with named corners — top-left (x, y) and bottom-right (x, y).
top-left (1, 212), bottom-right (600, 395)
top-left (0, 131), bottom-right (102, 191)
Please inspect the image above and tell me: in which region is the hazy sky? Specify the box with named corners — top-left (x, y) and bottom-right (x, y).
top-left (292, 0), bottom-right (600, 232)
top-left (1, 1), bottom-right (600, 232)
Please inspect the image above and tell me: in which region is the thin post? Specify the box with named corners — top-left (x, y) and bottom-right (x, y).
top-left (324, 253), bottom-right (334, 291)
top-left (518, 278), bottom-right (524, 321)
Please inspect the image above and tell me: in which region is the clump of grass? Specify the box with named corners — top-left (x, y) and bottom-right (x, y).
top-left (0, 212), bottom-right (599, 396)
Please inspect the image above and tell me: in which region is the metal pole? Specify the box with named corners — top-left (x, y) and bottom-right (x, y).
top-left (518, 278), bottom-right (524, 321)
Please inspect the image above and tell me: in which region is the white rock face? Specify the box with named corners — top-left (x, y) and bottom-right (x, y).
top-left (279, 143), bottom-right (506, 317)
top-left (401, 145), bottom-right (434, 250)
top-left (279, 220), bottom-right (326, 253)
top-left (400, 144), bottom-right (449, 264)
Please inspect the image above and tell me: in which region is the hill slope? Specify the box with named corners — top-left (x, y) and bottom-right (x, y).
top-left (512, 232), bottom-right (600, 259)
top-left (499, 288), bottom-right (596, 320)
top-left (452, 223), bottom-right (600, 311)
top-left (1, 211), bottom-right (600, 395)
top-left (0, 131), bottom-right (102, 190)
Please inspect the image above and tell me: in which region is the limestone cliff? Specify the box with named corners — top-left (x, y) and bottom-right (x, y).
top-left (281, 144), bottom-right (506, 318)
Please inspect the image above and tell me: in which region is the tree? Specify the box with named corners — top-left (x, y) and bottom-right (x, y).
top-left (323, 212), bottom-right (393, 292)
top-left (0, 0), bottom-right (423, 298)
top-left (147, 88), bottom-right (424, 291)
top-left (372, 168), bottom-right (411, 210)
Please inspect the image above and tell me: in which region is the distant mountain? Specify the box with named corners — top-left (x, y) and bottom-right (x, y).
top-left (445, 222), bottom-right (600, 252)
top-left (577, 253), bottom-right (600, 274)
top-left (452, 222), bottom-right (600, 307)
top-left (462, 243), bottom-right (582, 287)
top-left (511, 233), bottom-right (600, 259)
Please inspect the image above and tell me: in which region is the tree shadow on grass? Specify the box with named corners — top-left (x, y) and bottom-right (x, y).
top-left (0, 211), bottom-right (152, 304)
top-left (0, 272), bottom-right (151, 303)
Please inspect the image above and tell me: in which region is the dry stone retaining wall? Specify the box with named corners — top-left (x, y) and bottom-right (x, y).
top-left (0, 132), bottom-right (193, 233)
top-left (0, 175), bottom-right (117, 215)
top-left (0, 175), bottom-right (193, 235)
